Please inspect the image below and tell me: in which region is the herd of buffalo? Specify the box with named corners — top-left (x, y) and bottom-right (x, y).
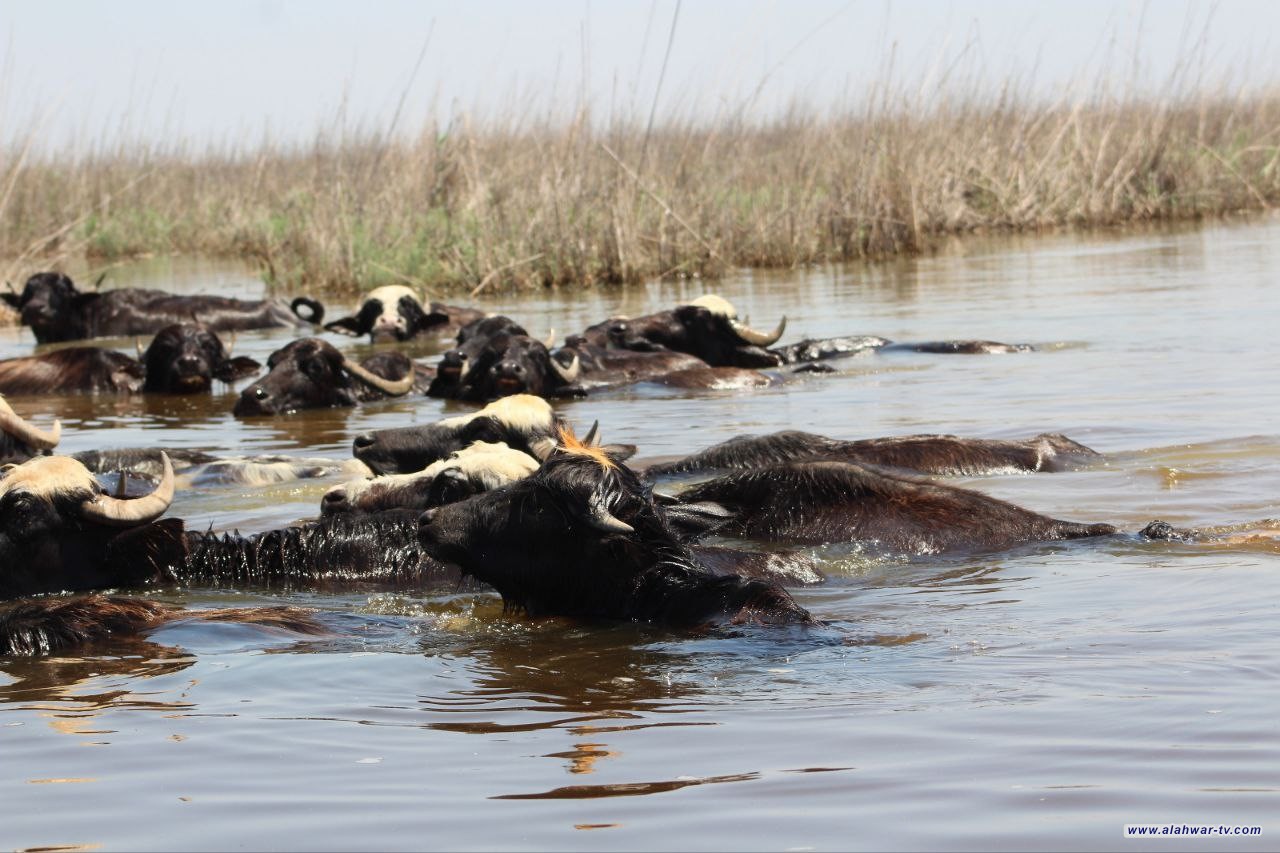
top-left (0, 271), bottom-right (1210, 654)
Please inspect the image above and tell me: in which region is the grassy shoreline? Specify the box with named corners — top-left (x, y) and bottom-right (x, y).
top-left (4, 90), bottom-right (1280, 295)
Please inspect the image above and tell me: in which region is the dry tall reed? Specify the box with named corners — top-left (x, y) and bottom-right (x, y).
top-left (3, 84), bottom-right (1279, 294)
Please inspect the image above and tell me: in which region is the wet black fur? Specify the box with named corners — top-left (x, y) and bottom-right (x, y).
top-left (646, 430), bottom-right (1100, 477)
top-left (234, 338), bottom-right (426, 416)
top-left (7, 272), bottom-right (322, 343)
top-left (417, 452), bottom-right (813, 626)
top-left (180, 511), bottom-right (462, 592)
top-left (678, 461), bottom-right (1117, 554)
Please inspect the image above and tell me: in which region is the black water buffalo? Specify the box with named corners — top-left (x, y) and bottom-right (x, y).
top-left (323, 441), bottom-right (540, 516)
top-left (323, 285), bottom-right (486, 342)
top-left (70, 447), bottom-right (370, 488)
top-left (646, 431), bottom-right (1101, 478)
top-left (353, 394), bottom-right (565, 475)
top-left (3, 272), bottom-right (324, 344)
top-left (579, 295), bottom-right (787, 369)
top-left (0, 324), bottom-right (261, 396)
top-left (582, 295), bottom-right (1032, 367)
top-left (427, 315), bottom-right (533, 398)
top-left (676, 461), bottom-right (1117, 554)
top-left (0, 453), bottom-right (184, 599)
top-left (0, 595), bottom-right (327, 655)
top-left (416, 428), bottom-right (814, 627)
top-left (0, 395), bottom-right (61, 464)
top-left (0, 453), bottom-right (460, 601)
top-left (233, 338), bottom-right (425, 416)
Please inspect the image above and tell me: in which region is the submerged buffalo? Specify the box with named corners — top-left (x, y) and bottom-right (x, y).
top-left (353, 394), bottom-right (565, 475)
top-left (0, 454), bottom-right (457, 601)
top-left (0, 324), bottom-right (261, 395)
top-left (0, 395), bottom-right (61, 465)
top-left (579, 294), bottom-right (1032, 368)
top-left (234, 338), bottom-right (425, 416)
top-left (323, 441), bottom-right (539, 516)
top-left (4, 272), bottom-right (323, 344)
top-left (323, 285), bottom-right (485, 342)
top-left (677, 461), bottom-right (1118, 554)
top-left (576, 295), bottom-right (787, 369)
top-left (646, 430), bottom-right (1100, 477)
top-left (0, 595), bottom-right (327, 656)
top-left (416, 428), bottom-right (815, 627)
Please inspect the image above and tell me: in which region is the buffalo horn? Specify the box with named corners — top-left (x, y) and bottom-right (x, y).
top-left (585, 490), bottom-right (634, 534)
top-left (543, 328), bottom-right (557, 348)
top-left (136, 338), bottom-right (146, 359)
top-left (0, 397), bottom-right (61, 449)
top-left (341, 358), bottom-right (415, 396)
top-left (730, 315), bottom-right (787, 347)
top-left (581, 420), bottom-right (600, 447)
top-left (549, 352), bottom-right (581, 385)
top-left (80, 452), bottom-right (175, 527)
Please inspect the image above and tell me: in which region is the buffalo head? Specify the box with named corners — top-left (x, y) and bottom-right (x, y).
top-left (233, 338), bottom-right (416, 416)
top-left (141, 324), bottom-right (261, 393)
top-left (353, 394), bottom-right (563, 475)
top-left (0, 453), bottom-right (183, 598)
top-left (322, 440), bottom-right (539, 516)
top-left (593, 295), bottom-right (786, 368)
top-left (415, 425), bottom-right (812, 626)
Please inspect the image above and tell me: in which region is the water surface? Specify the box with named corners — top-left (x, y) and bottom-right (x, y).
top-left (1, 222), bottom-right (1278, 851)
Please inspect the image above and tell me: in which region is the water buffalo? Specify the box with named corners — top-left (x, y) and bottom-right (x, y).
top-left (323, 285), bottom-right (485, 342)
top-left (70, 448), bottom-right (370, 488)
top-left (0, 595), bottom-right (326, 655)
top-left (0, 453), bottom-right (184, 599)
top-left (0, 324), bottom-right (261, 396)
top-left (416, 427), bottom-right (814, 627)
top-left (3, 272), bottom-right (324, 343)
top-left (676, 461), bottom-right (1118, 554)
top-left (353, 394), bottom-right (566, 475)
top-left (645, 430), bottom-right (1101, 477)
top-left (581, 295), bottom-right (787, 368)
top-left (427, 315), bottom-right (534, 398)
top-left (234, 338), bottom-right (424, 416)
top-left (0, 395), bottom-right (61, 464)
top-left (0, 453), bottom-right (459, 600)
top-left (323, 440), bottom-right (540, 516)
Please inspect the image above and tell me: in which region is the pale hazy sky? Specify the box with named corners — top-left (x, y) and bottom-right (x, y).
top-left (2, 0), bottom-right (1276, 151)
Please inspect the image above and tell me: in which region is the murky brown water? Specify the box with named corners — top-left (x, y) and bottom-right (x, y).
top-left (2, 221), bottom-right (1278, 851)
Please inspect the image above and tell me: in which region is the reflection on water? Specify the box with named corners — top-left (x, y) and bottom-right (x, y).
top-left (4, 220), bottom-right (1280, 850)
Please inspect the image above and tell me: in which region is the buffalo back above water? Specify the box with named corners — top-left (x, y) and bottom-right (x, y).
top-left (5, 272), bottom-right (321, 343)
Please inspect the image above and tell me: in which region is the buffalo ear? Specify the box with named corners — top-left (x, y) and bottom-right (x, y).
top-left (663, 501), bottom-right (735, 542)
top-left (601, 443), bottom-right (637, 462)
top-left (0, 292), bottom-right (19, 308)
top-left (215, 356), bottom-right (263, 383)
top-left (323, 317), bottom-right (366, 337)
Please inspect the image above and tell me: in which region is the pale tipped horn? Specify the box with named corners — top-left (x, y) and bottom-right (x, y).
top-left (584, 490), bottom-right (634, 534)
top-left (341, 358), bottom-right (415, 396)
top-left (136, 337), bottom-right (146, 360)
top-left (730, 315), bottom-right (787, 347)
top-left (549, 352), bottom-right (581, 385)
top-left (80, 452), bottom-right (175, 527)
top-left (0, 397), bottom-right (61, 449)
top-left (581, 420), bottom-right (600, 447)
top-left (543, 328), bottom-right (557, 348)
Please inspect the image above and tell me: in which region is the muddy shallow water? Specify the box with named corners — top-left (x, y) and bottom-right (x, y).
top-left (1, 220), bottom-right (1278, 851)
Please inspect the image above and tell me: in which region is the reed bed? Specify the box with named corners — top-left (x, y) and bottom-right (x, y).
top-left (3, 85), bottom-right (1280, 294)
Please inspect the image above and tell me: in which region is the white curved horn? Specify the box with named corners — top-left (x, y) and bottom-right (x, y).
top-left (549, 352), bottom-right (581, 385)
top-left (342, 358), bottom-right (415, 396)
top-left (80, 452), bottom-right (175, 527)
top-left (730, 315), bottom-right (787, 347)
top-left (0, 397), bottom-right (61, 449)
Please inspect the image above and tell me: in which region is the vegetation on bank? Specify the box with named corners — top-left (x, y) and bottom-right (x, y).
top-left (4, 88), bottom-right (1280, 294)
